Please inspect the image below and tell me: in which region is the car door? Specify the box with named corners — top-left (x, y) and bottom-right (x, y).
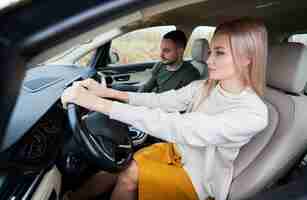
top-left (96, 26), bottom-right (176, 91)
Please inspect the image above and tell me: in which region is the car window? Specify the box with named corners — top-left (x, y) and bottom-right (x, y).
top-left (42, 39), bottom-right (95, 67)
top-left (110, 26), bottom-right (176, 65)
top-left (184, 26), bottom-right (215, 59)
top-left (288, 33), bottom-right (307, 46)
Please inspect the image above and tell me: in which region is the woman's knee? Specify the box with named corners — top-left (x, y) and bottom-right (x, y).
top-left (117, 160), bottom-right (138, 191)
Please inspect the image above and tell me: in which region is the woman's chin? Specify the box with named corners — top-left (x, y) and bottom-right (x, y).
top-left (208, 74), bottom-right (219, 80)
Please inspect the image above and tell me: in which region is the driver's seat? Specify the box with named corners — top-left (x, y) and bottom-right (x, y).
top-left (228, 42), bottom-right (307, 200)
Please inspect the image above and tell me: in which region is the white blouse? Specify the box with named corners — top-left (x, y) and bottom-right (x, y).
top-left (109, 80), bottom-right (268, 200)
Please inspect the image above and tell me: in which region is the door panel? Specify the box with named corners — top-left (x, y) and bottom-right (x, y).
top-left (102, 26), bottom-right (177, 91)
top-left (31, 166), bottom-right (61, 200)
top-left (101, 61), bottom-right (157, 89)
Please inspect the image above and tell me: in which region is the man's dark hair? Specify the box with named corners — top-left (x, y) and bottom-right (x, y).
top-left (163, 30), bottom-right (187, 49)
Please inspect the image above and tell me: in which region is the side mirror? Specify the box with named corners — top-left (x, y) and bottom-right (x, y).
top-left (110, 51), bottom-right (119, 64)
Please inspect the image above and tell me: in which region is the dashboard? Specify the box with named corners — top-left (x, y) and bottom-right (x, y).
top-left (0, 64), bottom-right (97, 200)
top-left (1, 102), bottom-right (66, 171)
top-left (0, 64), bottom-right (96, 172)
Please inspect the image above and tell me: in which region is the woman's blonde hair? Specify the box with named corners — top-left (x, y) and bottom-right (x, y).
top-left (207, 18), bottom-right (268, 96)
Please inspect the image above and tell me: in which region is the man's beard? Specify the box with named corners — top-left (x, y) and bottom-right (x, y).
top-left (161, 58), bottom-right (178, 65)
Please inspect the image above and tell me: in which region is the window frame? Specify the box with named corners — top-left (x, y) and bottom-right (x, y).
top-left (109, 25), bottom-right (176, 65)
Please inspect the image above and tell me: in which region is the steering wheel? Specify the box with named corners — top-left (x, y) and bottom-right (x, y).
top-left (67, 103), bottom-right (133, 173)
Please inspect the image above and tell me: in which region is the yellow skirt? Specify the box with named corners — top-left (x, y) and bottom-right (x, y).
top-left (133, 143), bottom-right (199, 200)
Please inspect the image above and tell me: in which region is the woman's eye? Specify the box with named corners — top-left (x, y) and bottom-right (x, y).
top-left (216, 51), bottom-right (225, 56)
top-left (208, 50), bottom-right (224, 57)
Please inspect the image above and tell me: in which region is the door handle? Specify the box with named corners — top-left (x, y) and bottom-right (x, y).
top-left (114, 75), bottom-right (130, 81)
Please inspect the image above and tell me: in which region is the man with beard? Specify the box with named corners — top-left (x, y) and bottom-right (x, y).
top-left (139, 30), bottom-right (200, 93)
top-left (130, 30), bottom-right (201, 146)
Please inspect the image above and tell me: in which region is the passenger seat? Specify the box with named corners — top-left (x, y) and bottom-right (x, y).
top-left (190, 38), bottom-right (209, 79)
top-left (229, 42), bottom-right (307, 200)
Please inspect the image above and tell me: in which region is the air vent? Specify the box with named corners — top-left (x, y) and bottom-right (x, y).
top-left (23, 77), bottom-right (64, 93)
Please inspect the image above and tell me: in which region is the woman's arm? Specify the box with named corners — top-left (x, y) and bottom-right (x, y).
top-left (109, 102), bottom-right (268, 148)
top-left (61, 79), bottom-right (200, 114)
top-left (76, 78), bottom-right (129, 102)
top-left (61, 82), bottom-right (268, 148)
top-left (78, 78), bottom-right (202, 112)
top-left (127, 80), bottom-right (201, 112)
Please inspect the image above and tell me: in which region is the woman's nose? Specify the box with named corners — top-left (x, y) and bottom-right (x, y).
top-left (203, 53), bottom-right (209, 64)
top-left (206, 53), bottom-right (213, 65)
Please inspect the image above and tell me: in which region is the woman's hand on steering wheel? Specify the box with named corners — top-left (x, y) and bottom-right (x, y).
top-left (62, 79), bottom-right (134, 172)
top-left (61, 82), bottom-right (91, 109)
top-left (61, 81), bottom-right (113, 114)
top-left (74, 78), bottom-right (112, 98)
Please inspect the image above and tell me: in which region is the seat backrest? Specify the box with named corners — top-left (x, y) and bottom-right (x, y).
top-left (190, 38), bottom-right (209, 79)
top-left (229, 43), bottom-right (307, 200)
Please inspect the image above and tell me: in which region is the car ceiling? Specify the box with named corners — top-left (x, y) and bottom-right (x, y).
top-left (135, 0), bottom-right (307, 35)
top-left (6, 0), bottom-right (306, 67)
top-left (3, 0), bottom-right (307, 64)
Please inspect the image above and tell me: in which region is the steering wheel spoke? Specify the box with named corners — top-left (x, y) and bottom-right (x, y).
top-left (117, 144), bottom-right (133, 149)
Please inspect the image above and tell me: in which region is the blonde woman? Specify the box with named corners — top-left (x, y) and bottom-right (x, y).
top-left (61, 18), bottom-right (268, 200)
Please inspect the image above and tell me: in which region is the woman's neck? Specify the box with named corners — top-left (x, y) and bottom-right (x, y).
top-left (219, 78), bottom-right (246, 94)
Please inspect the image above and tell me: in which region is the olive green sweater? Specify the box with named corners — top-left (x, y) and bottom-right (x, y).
top-left (139, 61), bottom-right (200, 93)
